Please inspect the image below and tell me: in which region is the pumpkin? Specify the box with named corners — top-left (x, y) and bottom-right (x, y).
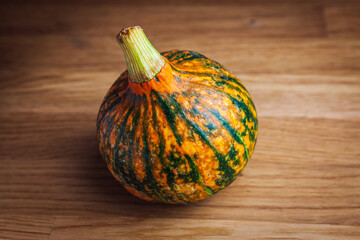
top-left (97, 26), bottom-right (258, 203)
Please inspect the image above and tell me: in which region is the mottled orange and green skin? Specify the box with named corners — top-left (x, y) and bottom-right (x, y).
top-left (97, 50), bottom-right (258, 203)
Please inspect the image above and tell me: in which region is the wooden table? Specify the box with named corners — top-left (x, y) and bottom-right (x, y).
top-left (1, 0), bottom-right (359, 239)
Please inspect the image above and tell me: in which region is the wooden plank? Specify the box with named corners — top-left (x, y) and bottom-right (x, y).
top-left (1, 114), bottom-right (359, 226)
top-left (0, 2), bottom-right (327, 38)
top-left (324, 1), bottom-right (360, 38)
top-left (49, 216), bottom-right (360, 240)
top-left (1, 40), bottom-right (359, 115)
top-left (0, 215), bottom-right (53, 240)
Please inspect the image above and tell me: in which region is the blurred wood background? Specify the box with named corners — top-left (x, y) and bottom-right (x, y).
top-left (1, 0), bottom-right (359, 239)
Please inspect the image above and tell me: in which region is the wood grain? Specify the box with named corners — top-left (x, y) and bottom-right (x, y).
top-left (0, 0), bottom-right (359, 239)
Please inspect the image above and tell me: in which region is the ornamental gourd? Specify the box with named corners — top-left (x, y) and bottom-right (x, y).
top-left (97, 26), bottom-right (258, 203)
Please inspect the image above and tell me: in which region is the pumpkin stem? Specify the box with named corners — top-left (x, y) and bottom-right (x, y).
top-left (116, 26), bottom-right (166, 83)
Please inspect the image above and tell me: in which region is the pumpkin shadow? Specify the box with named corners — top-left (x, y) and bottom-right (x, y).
top-left (81, 130), bottom-right (214, 219)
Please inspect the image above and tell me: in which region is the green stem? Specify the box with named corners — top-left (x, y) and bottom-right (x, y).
top-left (116, 26), bottom-right (166, 83)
